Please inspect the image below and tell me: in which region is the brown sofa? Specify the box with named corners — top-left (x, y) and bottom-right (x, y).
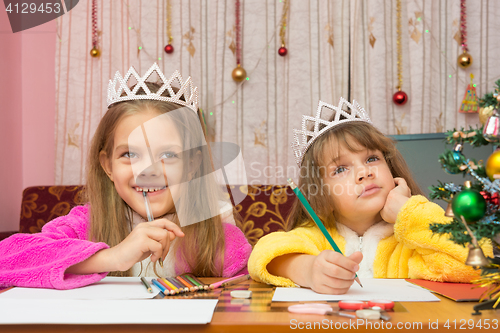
top-left (0, 185), bottom-right (296, 246)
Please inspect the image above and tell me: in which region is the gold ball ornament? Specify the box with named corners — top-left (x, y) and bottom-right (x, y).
top-left (486, 150), bottom-right (500, 181)
top-left (232, 65), bottom-right (247, 82)
top-left (457, 52), bottom-right (473, 68)
top-left (497, 95), bottom-right (500, 103)
top-left (479, 106), bottom-right (495, 125)
top-left (90, 47), bottom-right (101, 58)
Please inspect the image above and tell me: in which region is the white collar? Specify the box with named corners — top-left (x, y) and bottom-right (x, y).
top-left (336, 221), bottom-right (394, 278)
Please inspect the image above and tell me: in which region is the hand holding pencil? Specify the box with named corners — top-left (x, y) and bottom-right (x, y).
top-left (306, 250), bottom-right (363, 295)
top-left (287, 179), bottom-right (363, 294)
top-left (104, 218), bottom-right (184, 272)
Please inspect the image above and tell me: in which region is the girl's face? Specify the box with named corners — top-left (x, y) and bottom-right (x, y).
top-left (322, 139), bottom-right (395, 229)
top-left (100, 109), bottom-right (186, 219)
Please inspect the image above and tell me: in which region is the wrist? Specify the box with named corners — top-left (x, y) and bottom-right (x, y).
top-left (295, 254), bottom-right (315, 288)
top-left (268, 253), bottom-right (315, 288)
top-left (101, 247), bottom-right (127, 272)
top-left (65, 248), bottom-right (115, 275)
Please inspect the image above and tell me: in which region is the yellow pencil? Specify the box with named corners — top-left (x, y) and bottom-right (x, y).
top-left (161, 278), bottom-right (180, 293)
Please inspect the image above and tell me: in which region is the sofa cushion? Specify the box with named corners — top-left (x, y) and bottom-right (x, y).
top-left (8, 185), bottom-right (296, 246)
top-left (232, 185), bottom-right (295, 246)
top-left (19, 186), bottom-right (86, 234)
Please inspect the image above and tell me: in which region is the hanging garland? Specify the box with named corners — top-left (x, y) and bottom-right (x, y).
top-left (278, 0), bottom-right (289, 56)
top-left (232, 0), bottom-right (247, 82)
top-left (90, 0), bottom-right (100, 57)
top-left (457, 0), bottom-right (473, 68)
top-left (164, 0), bottom-right (174, 54)
top-left (393, 0), bottom-right (408, 105)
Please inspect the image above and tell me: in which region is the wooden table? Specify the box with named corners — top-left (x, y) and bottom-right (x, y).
top-left (1, 278), bottom-right (499, 332)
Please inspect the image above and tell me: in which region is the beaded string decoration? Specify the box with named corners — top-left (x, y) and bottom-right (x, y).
top-left (232, 0), bottom-right (247, 82)
top-left (164, 0), bottom-right (174, 54)
top-left (90, 0), bottom-right (100, 57)
top-left (393, 0), bottom-right (408, 105)
top-left (457, 0), bottom-right (472, 68)
top-left (278, 0), bottom-right (290, 56)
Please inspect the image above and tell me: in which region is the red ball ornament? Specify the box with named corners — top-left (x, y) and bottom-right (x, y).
top-left (481, 191), bottom-right (500, 208)
top-left (393, 90), bottom-right (408, 105)
top-left (278, 46), bottom-right (288, 56)
top-left (164, 44), bottom-right (174, 54)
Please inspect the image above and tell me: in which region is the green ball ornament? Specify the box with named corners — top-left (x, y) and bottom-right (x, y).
top-left (451, 189), bottom-right (487, 222)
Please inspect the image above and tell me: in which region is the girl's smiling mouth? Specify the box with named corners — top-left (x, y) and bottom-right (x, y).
top-left (134, 186), bottom-right (167, 196)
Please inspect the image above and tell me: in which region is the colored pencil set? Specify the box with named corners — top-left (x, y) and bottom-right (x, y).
top-left (150, 274), bottom-right (207, 295)
top-left (143, 273), bottom-right (251, 296)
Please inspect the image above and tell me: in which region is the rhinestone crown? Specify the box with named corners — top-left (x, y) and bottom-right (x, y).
top-left (291, 98), bottom-right (372, 166)
top-left (107, 63), bottom-right (199, 112)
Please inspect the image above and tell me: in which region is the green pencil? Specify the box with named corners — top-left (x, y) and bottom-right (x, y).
top-left (140, 277), bottom-right (153, 293)
top-left (287, 178), bottom-right (363, 288)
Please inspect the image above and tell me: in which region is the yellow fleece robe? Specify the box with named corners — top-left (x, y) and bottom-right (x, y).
top-left (248, 195), bottom-right (493, 287)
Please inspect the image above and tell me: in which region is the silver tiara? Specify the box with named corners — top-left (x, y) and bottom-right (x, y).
top-left (107, 63), bottom-right (199, 112)
top-left (291, 98), bottom-right (372, 166)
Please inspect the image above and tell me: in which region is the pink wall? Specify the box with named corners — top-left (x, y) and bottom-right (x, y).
top-left (0, 11), bottom-right (56, 232)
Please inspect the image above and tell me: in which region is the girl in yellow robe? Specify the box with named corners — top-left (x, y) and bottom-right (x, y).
top-left (248, 99), bottom-right (491, 294)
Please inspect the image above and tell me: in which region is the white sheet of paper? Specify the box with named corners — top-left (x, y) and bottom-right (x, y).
top-left (0, 299), bottom-right (218, 324)
top-left (272, 278), bottom-right (440, 302)
top-left (0, 277), bottom-right (159, 300)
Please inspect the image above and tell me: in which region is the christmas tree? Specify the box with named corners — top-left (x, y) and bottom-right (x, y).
top-left (429, 79), bottom-right (500, 311)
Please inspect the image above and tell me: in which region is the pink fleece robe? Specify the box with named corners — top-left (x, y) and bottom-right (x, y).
top-left (0, 205), bottom-right (251, 290)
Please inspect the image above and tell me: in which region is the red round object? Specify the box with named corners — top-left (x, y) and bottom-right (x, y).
top-left (164, 44), bottom-right (174, 54)
top-left (367, 300), bottom-right (394, 310)
top-left (339, 300), bottom-right (367, 310)
top-left (481, 191), bottom-right (499, 207)
top-left (278, 47), bottom-right (288, 56)
top-left (393, 90), bottom-right (408, 105)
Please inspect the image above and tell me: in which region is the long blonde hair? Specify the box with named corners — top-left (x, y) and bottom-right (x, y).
top-left (288, 121), bottom-right (423, 231)
top-left (85, 83), bottom-right (226, 277)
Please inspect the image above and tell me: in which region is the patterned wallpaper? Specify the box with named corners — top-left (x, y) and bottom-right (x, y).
top-left (55, 0), bottom-right (500, 185)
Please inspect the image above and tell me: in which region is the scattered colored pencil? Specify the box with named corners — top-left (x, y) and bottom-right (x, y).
top-left (187, 274), bottom-right (210, 290)
top-left (221, 274), bottom-right (251, 288)
top-left (161, 278), bottom-right (180, 294)
top-left (140, 277), bottom-right (153, 293)
top-left (171, 277), bottom-right (189, 292)
top-left (157, 278), bottom-right (176, 295)
top-left (181, 274), bottom-right (200, 291)
top-left (151, 279), bottom-right (167, 295)
top-left (183, 274), bottom-right (204, 291)
top-left (176, 275), bottom-right (196, 292)
top-left (209, 274), bottom-right (251, 290)
top-left (167, 277), bottom-right (186, 293)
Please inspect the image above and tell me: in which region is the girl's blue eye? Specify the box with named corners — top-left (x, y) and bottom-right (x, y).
top-left (122, 152), bottom-right (138, 159)
top-left (333, 166), bottom-right (348, 175)
top-left (367, 155), bottom-right (380, 163)
top-left (160, 151), bottom-right (178, 159)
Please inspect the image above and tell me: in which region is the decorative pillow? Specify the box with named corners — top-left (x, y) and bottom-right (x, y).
top-left (10, 185), bottom-right (296, 246)
top-left (19, 186), bottom-right (85, 234)
top-left (231, 185), bottom-right (295, 246)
